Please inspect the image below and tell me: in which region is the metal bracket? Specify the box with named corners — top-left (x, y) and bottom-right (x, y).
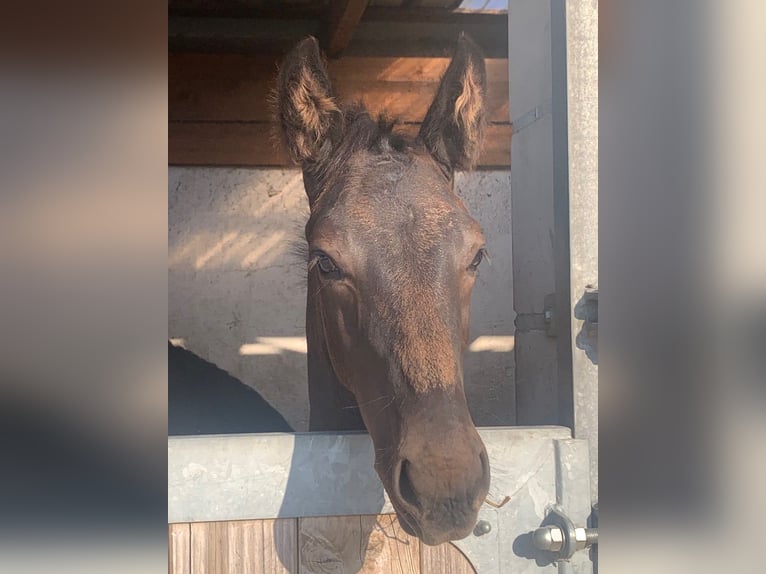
top-left (511, 99), bottom-right (553, 134)
top-left (531, 506), bottom-right (598, 561)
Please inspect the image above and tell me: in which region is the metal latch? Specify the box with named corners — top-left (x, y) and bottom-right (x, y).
top-left (531, 506), bottom-right (598, 560)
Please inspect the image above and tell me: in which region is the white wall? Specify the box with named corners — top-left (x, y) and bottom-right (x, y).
top-left (169, 167), bottom-right (514, 431)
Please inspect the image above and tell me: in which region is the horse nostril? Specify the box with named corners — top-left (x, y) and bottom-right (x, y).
top-left (397, 460), bottom-right (420, 511)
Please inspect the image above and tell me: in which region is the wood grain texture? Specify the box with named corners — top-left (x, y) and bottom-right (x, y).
top-left (168, 10), bottom-right (507, 58)
top-left (168, 122), bottom-right (511, 168)
top-left (263, 518), bottom-right (299, 574)
top-left (325, 0), bottom-right (370, 57)
top-left (169, 54), bottom-right (509, 124)
top-left (420, 542), bottom-right (476, 574)
top-left (169, 52), bottom-right (510, 168)
top-left (227, 520), bottom-right (264, 574)
top-left (358, 515), bottom-right (420, 574)
top-left (191, 521), bottom-right (228, 574)
top-left (185, 519), bottom-right (297, 573)
top-left (299, 514), bottom-right (420, 574)
top-left (169, 523), bottom-right (191, 574)
top-left (173, 517), bottom-right (477, 573)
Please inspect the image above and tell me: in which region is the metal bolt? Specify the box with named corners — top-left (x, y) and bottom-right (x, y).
top-left (474, 520), bottom-right (492, 536)
top-left (573, 527), bottom-right (598, 550)
top-left (574, 527), bottom-right (588, 551)
top-left (533, 525), bottom-right (565, 552)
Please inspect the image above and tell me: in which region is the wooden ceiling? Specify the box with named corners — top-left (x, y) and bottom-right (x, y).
top-left (168, 1), bottom-right (511, 168)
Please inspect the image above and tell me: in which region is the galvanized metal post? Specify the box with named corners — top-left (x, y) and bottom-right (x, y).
top-left (511, 0), bottom-right (598, 553)
top-left (561, 0), bottom-right (599, 506)
top-left (511, 0), bottom-right (597, 509)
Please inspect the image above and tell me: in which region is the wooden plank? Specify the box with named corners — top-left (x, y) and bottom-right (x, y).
top-left (169, 523), bottom-right (191, 574)
top-left (359, 514), bottom-right (420, 574)
top-left (191, 521), bottom-right (228, 574)
top-left (299, 514), bottom-right (420, 573)
top-left (187, 519), bottom-right (295, 573)
top-left (168, 12), bottom-right (508, 58)
top-left (227, 520), bottom-right (265, 574)
top-left (169, 0), bottom-right (327, 19)
top-left (168, 3), bottom-right (503, 22)
top-left (168, 53), bottom-right (278, 123)
top-left (263, 518), bottom-right (299, 574)
top-left (299, 515), bottom-right (366, 573)
top-left (363, 7), bottom-right (506, 23)
top-left (420, 542), bottom-right (476, 574)
top-left (168, 122), bottom-right (511, 168)
top-left (169, 122), bottom-right (287, 167)
top-left (169, 54), bottom-right (509, 124)
top-left (325, 0), bottom-right (370, 57)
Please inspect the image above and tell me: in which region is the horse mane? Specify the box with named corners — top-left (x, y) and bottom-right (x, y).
top-left (341, 103), bottom-right (409, 154)
top-left (305, 102), bottom-right (414, 186)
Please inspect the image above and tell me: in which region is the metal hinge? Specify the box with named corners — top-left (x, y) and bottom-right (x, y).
top-left (511, 100), bottom-right (552, 134)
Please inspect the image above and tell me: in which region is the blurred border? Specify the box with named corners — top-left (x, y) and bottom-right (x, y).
top-left (0, 1), bottom-right (764, 572)
top-left (0, 1), bottom-right (168, 572)
top-left (601, 0), bottom-right (766, 572)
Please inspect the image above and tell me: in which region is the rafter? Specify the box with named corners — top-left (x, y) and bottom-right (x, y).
top-left (324, 0), bottom-right (370, 58)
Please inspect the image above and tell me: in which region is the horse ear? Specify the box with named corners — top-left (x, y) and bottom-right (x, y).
top-left (276, 37), bottom-right (343, 166)
top-left (419, 34), bottom-right (487, 173)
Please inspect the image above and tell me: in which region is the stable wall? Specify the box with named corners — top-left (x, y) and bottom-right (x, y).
top-left (169, 167), bottom-right (514, 431)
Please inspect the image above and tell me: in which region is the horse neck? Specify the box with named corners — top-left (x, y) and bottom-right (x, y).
top-left (305, 293), bottom-right (365, 431)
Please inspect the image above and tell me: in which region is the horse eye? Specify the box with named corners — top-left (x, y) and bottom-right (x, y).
top-left (469, 248), bottom-right (487, 271)
top-left (317, 254), bottom-right (339, 275)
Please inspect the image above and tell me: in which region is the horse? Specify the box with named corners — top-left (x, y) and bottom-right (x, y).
top-left (168, 342), bottom-right (293, 435)
top-left (276, 34), bottom-right (491, 546)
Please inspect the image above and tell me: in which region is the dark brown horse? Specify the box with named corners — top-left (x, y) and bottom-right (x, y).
top-left (277, 34), bottom-right (490, 546)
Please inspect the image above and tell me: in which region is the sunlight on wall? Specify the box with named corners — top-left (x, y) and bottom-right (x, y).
top-left (194, 231), bottom-right (239, 270)
top-left (239, 337), bottom-right (308, 356)
top-left (236, 336), bottom-right (514, 355)
top-left (468, 335), bottom-right (515, 352)
top-left (252, 173), bottom-right (304, 218)
top-left (168, 234), bottom-right (205, 267)
top-left (168, 169), bottom-right (308, 272)
top-left (172, 229), bottom-right (293, 271)
top-left (240, 230), bottom-right (286, 268)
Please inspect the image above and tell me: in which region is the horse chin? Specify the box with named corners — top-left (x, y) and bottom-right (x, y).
top-left (393, 507), bottom-right (421, 538)
top-left (392, 503), bottom-right (475, 547)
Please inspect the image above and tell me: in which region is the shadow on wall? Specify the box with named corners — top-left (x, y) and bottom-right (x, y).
top-left (169, 168), bottom-right (312, 429)
top-left (171, 331), bottom-right (515, 429)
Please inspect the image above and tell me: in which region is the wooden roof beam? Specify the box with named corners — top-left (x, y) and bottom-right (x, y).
top-left (324, 0), bottom-right (370, 58)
